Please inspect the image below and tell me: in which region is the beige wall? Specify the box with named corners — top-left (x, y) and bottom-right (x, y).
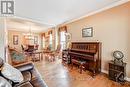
top-left (8, 30), bottom-right (42, 51)
top-left (63, 2), bottom-right (130, 77)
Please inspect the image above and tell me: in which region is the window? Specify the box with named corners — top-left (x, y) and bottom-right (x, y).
top-left (41, 33), bottom-right (45, 49)
top-left (60, 31), bottom-right (66, 50)
top-left (42, 36), bottom-right (45, 48)
top-left (49, 33), bottom-right (53, 50)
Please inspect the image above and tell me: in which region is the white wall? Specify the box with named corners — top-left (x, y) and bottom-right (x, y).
top-left (0, 18), bottom-right (6, 61)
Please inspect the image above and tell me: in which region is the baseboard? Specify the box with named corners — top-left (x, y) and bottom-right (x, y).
top-left (126, 77), bottom-right (130, 82)
top-left (101, 69), bottom-right (108, 74)
top-left (101, 69), bottom-right (130, 82)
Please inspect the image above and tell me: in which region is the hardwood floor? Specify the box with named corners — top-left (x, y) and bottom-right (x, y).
top-left (34, 58), bottom-right (130, 87)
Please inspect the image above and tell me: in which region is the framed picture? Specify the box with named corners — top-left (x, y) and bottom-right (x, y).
top-left (34, 36), bottom-right (38, 44)
top-left (13, 35), bottom-right (18, 45)
top-left (82, 27), bottom-right (93, 37)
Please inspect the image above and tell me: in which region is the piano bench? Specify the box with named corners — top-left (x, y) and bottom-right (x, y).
top-left (71, 59), bottom-right (87, 74)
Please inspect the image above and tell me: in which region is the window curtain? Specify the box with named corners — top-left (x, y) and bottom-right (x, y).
top-left (41, 33), bottom-right (45, 37)
top-left (48, 30), bottom-right (52, 35)
top-left (48, 30), bottom-right (53, 50)
top-left (58, 26), bottom-right (67, 49)
top-left (58, 26), bottom-right (67, 32)
top-left (58, 26), bottom-right (67, 44)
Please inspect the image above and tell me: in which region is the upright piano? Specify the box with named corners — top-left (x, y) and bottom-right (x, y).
top-left (68, 42), bottom-right (101, 76)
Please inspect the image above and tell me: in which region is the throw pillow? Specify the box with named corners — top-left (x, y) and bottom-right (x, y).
top-left (1, 63), bottom-right (24, 83)
top-left (0, 76), bottom-right (12, 87)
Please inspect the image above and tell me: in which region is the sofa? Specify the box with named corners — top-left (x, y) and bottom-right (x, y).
top-left (0, 58), bottom-right (48, 87)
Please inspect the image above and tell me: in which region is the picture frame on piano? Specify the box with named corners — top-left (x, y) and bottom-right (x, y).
top-left (82, 27), bottom-right (93, 37)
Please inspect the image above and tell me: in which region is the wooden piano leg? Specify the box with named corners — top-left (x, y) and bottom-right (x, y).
top-left (93, 70), bottom-right (96, 77)
top-left (71, 62), bottom-right (73, 69)
top-left (79, 65), bottom-right (82, 74)
top-left (92, 61), bottom-right (96, 77)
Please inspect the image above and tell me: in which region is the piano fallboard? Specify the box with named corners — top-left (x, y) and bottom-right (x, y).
top-left (69, 51), bottom-right (94, 61)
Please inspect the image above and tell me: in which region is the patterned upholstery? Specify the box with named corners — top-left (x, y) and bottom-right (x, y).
top-left (0, 58), bottom-right (4, 68)
top-left (11, 51), bottom-right (25, 61)
top-left (10, 50), bottom-right (27, 65)
top-left (0, 57), bottom-right (48, 87)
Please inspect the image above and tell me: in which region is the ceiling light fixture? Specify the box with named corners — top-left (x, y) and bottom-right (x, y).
top-left (23, 25), bottom-right (34, 40)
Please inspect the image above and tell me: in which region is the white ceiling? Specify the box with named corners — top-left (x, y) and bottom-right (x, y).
top-left (7, 18), bottom-right (52, 33)
top-left (7, 0), bottom-right (128, 32)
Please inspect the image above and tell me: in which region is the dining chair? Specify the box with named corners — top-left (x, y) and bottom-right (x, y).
top-left (47, 44), bottom-right (61, 62)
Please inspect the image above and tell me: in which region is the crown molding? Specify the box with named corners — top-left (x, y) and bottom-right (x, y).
top-left (63, 0), bottom-right (130, 25)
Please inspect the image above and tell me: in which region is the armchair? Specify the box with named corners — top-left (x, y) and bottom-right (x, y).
top-left (8, 47), bottom-right (29, 65)
top-left (46, 44), bottom-right (61, 62)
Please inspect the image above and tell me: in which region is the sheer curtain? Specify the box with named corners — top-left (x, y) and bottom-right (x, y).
top-left (47, 30), bottom-right (53, 50)
top-left (49, 33), bottom-right (53, 50)
top-left (60, 31), bottom-right (66, 50)
top-left (41, 33), bottom-right (45, 49)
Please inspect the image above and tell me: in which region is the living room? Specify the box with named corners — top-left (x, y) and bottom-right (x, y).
top-left (0, 0), bottom-right (130, 87)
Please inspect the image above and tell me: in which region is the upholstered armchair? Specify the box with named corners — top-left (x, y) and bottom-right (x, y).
top-left (8, 47), bottom-right (28, 65)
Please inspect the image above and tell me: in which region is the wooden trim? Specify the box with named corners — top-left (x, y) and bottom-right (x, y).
top-left (13, 61), bottom-right (33, 67)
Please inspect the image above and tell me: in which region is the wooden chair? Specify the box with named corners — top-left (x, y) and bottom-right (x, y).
top-left (21, 45), bottom-right (25, 52)
top-left (53, 44), bottom-right (61, 58)
top-left (34, 45), bottom-right (39, 50)
top-left (46, 44), bottom-right (61, 62)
